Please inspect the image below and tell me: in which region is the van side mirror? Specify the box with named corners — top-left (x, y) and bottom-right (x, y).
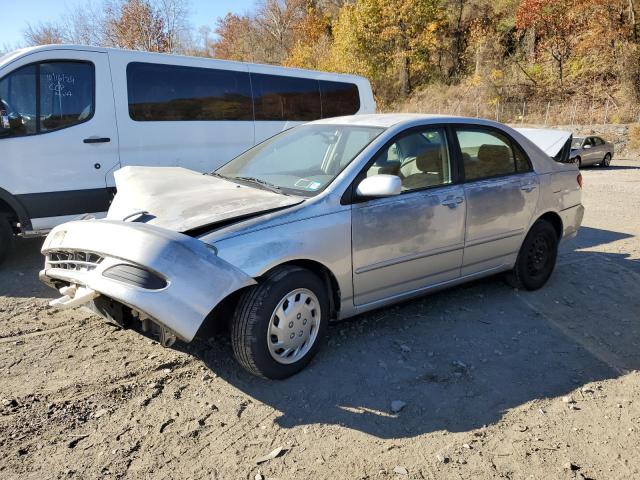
top-left (356, 174), bottom-right (402, 198)
top-left (0, 101), bottom-right (12, 138)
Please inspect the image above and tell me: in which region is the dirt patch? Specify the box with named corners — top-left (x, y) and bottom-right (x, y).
top-left (1, 160), bottom-right (639, 479)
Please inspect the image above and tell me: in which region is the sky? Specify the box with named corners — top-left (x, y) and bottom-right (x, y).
top-left (0, 0), bottom-right (256, 50)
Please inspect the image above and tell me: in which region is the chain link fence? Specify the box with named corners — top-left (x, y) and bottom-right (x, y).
top-left (398, 98), bottom-right (640, 126)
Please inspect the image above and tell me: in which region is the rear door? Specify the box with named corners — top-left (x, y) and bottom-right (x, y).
top-left (351, 126), bottom-right (465, 306)
top-left (592, 137), bottom-right (606, 164)
top-left (0, 49), bottom-right (119, 231)
top-left (454, 126), bottom-right (539, 276)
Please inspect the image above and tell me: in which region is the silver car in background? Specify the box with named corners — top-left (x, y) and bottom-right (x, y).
top-left (40, 114), bottom-right (584, 379)
top-left (570, 136), bottom-right (614, 168)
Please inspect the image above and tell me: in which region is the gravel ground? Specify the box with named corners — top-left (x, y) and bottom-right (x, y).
top-left (1, 160), bottom-right (639, 480)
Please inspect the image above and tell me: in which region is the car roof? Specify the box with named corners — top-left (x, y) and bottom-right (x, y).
top-left (310, 113), bottom-right (464, 128)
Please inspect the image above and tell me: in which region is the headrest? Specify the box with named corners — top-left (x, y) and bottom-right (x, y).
top-left (478, 144), bottom-right (511, 165)
top-left (416, 145), bottom-right (442, 172)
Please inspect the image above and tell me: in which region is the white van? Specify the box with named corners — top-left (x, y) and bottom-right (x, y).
top-left (0, 44), bottom-right (376, 262)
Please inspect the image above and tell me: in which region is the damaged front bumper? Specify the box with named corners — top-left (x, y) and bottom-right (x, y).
top-left (39, 220), bottom-right (256, 343)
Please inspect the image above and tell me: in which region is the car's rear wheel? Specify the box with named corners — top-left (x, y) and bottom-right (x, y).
top-left (230, 266), bottom-right (329, 379)
top-left (0, 217), bottom-right (14, 266)
top-left (600, 153), bottom-right (611, 167)
top-left (505, 219), bottom-right (558, 291)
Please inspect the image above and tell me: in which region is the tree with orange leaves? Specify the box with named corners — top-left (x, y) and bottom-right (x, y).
top-left (516, 0), bottom-right (580, 86)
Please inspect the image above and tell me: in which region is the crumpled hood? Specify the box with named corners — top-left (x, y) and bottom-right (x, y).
top-left (107, 166), bottom-right (304, 233)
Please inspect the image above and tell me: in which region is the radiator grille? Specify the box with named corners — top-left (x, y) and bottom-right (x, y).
top-left (47, 251), bottom-right (104, 272)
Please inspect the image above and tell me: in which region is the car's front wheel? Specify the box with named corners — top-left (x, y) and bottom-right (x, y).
top-left (230, 266), bottom-right (329, 379)
top-left (506, 219), bottom-right (559, 291)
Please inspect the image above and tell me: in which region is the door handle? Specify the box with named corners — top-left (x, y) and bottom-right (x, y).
top-left (521, 184), bottom-right (537, 192)
top-left (83, 137), bottom-right (110, 144)
top-left (441, 196), bottom-right (464, 208)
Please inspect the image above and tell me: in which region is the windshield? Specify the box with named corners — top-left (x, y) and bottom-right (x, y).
top-left (216, 124), bottom-right (385, 196)
top-left (572, 137), bottom-right (584, 148)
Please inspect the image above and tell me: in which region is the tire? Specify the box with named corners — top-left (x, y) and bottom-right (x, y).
top-left (0, 217), bottom-right (14, 266)
top-left (574, 157), bottom-right (581, 169)
top-left (600, 153), bottom-right (611, 167)
top-left (505, 219), bottom-right (558, 291)
top-left (230, 266), bottom-right (329, 379)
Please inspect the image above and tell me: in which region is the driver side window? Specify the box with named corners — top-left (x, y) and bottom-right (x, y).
top-left (0, 65), bottom-right (37, 136)
top-left (0, 61), bottom-right (94, 138)
top-left (364, 128), bottom-right (452, 192)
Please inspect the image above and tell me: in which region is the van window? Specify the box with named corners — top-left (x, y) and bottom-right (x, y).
top-left (252, 73), bottom-right (321, 121)
top-left (0, 61), bottom-right (94, 138)
top-left (0, 64), bottom-right (37, 136)
top-left (127, 62), bottom-right (253, 121)
top-left (39, 62), bottom-right (95, 132)
top-left (320, 80), bottom-right (360, 118)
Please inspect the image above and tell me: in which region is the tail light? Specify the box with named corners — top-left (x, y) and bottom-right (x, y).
top-left (577, 173), bottom-right (583, 189)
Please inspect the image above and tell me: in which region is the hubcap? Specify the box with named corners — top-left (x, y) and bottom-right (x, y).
top-left (527, 234), bottom-right (550, 277)
top-left (267, 288), bottom-right (320, 364)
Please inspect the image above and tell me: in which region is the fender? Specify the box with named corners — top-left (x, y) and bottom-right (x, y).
top-left (0, 186), bottom-right (32, 231)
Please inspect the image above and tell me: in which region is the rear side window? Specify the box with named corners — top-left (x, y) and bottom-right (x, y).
top-left (319, 80), bottom-right (360, 118)
top-left (0, 61), bottom-right (94, 138)
top-left (252, 73), bottom-right (321, 121)
top-left (457, 129), bottom-right (521, 180)
top-left (127, 62), bottom-right (253, 121)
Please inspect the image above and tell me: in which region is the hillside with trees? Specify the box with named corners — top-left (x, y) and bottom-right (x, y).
top-left (19, 0), bottom-right (640, 122)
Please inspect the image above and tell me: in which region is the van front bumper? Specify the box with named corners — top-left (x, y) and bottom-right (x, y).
top-left (39, 220), bottom-right (256, 342)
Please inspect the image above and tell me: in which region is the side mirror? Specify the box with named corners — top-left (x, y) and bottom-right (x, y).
top-left (583, 144), bottom-right (591, 149)
top-left (356, 174), bottom-right (402, 198)
top-left (0, 105), bottom-right (10, 138)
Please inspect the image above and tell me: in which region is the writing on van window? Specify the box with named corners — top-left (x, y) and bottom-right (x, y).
top-left (0, 61), bottom-right (94, 138)
top-left (39, 62), bottom-right (94, 133)
top-left (47, 72), bottom-right (76, 97)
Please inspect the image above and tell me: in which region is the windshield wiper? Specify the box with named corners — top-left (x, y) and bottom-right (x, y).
top-left (232, 176), bottom-right (288, 195)
top-left (205, 172), bottom-right (228, 179)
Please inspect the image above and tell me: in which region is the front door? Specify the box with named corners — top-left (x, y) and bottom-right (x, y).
top-left (0, 49), bottom-right (120, 231)
top-left (583, 137), bottom-right (599, 165)
top-left (454, 127), bottom-right (539, 276)
top-left (351, 126), bottom-right (466, 306)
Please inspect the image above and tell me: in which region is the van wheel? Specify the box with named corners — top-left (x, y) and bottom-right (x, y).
top-left (505, 219), bottom-right (558, 291)
top-left (0, 217), bottom-right (14, 265)
top-left (230, 266), bottom-right (329, 379)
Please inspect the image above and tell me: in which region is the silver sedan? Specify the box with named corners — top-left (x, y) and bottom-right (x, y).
top-left (40, 114), bottom-right (584, 379)
top-left (570, 136), bottom-right (614, 168)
